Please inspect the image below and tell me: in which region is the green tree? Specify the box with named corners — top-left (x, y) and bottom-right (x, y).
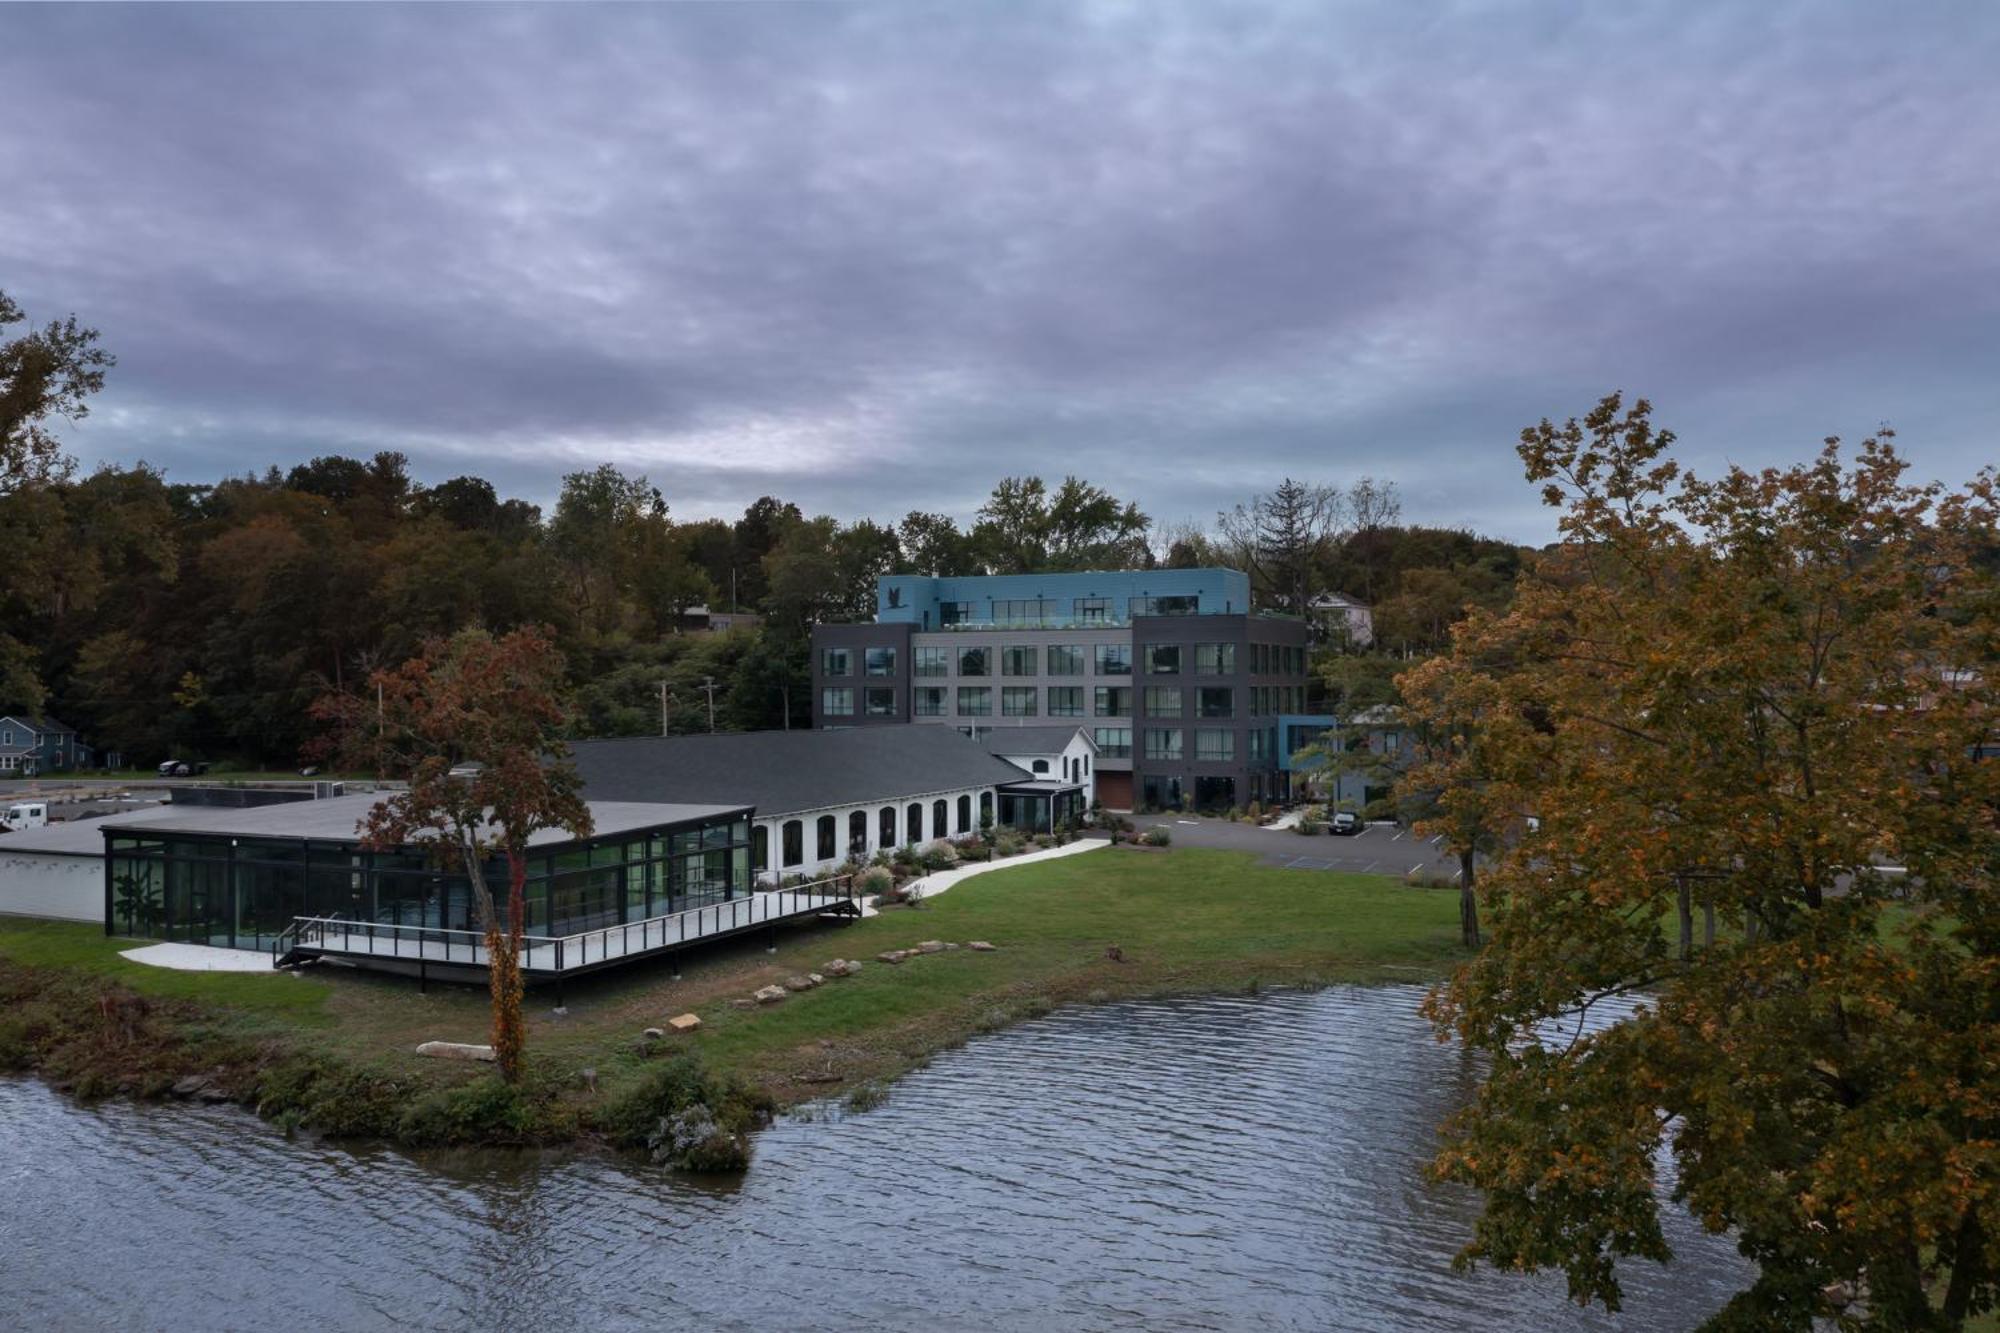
top-left (1417, 394), bottom-right (2000, 1328)
top-left (0, 288), bottom-right (113, 495)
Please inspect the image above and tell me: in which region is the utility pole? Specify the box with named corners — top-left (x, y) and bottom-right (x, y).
top-left (781, 686), bottom-right (791, 730)
top-left (659, 680), bottom-right (671, 737)
top-left (700, 676), bottom-right (719, 733)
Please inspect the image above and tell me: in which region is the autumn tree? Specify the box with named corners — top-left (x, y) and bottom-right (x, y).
top-left (1, 288), bottom-right (114, 496)
top-left (313, 627), bottom-right (591, 1082)
top-left (1417, 394), bottom-right (2000, 1328)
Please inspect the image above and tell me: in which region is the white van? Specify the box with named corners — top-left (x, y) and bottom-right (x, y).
top-left (2, 801), bottom-right (50, 832)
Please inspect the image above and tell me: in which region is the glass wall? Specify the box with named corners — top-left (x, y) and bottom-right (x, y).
top-left (105, 810), bottom-right (754, 948)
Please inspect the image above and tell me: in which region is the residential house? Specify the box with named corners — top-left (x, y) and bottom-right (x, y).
top-left (0, 715), bottom-right (93, 776)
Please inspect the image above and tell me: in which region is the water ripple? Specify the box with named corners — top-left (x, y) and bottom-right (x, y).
top-left (0, 986), bottom-right (1747, 1331)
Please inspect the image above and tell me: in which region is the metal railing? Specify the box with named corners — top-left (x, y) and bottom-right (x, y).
top-left (273, 874), bottom-right (859, 976)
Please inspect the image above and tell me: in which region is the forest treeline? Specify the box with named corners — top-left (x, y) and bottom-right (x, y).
top-left (1, 289), bottom-right (1524, 767)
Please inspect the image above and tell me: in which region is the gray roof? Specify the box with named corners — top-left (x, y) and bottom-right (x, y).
top-left (0, 803), bottom-right (182, 857)
top-left (98, 793), bottom-right (743, 846)
top-left (978, 725), bottom-right (1094, 757)
top-left (569, 726), bottom-right (1028, 818)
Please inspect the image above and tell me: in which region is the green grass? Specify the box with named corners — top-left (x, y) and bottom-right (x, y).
top-left (0, 846), bottom-right (1468, 1144)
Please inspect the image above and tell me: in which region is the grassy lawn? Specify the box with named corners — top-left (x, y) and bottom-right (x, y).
top-left (0, 846), bottom-right (1467, 1143)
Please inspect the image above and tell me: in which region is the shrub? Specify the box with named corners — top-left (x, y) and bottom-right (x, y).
top-left (857, 864), bottom-right (895, 899)
top-left (919, 842), bottom-right (958, 872)
top-left (1140, 826), bottom-right (1171, 847)
top-left (599, 1053), bottom-right (772, 1171)
top-left (1294, 816), bottom-right (1324, 836)
top-left (994, 832), bottom-right (1028, 858)
top-left (396, 1076), bottom-right (534, 1146)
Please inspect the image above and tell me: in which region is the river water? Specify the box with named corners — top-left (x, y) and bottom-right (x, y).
top-left (0, 986), bottom-right (1747, 1331)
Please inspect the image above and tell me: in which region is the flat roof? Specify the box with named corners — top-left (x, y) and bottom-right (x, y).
top-left (98, 793), bottom-right (748, 847)
top-left (0, 803), bottom-right (182, 857)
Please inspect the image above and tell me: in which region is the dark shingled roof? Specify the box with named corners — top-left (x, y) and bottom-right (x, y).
top-left (568, 726), bottom-right (1028, 818)
top-left (977, 725), bottom-right (1094, 756)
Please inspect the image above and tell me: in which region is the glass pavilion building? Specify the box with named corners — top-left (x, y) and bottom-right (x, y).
top-left (102, 794), bottom-right (754, 951)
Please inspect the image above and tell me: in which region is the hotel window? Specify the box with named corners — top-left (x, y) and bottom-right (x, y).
top-left (915, 646), bottom-right (950, 677)
top-left (1048, 686), bottom-right (1084, 717)
top-left (1196, 729), bottom-right (1236, 761)
top-left (1095, 643), bottom-right (1131, 676)
top-left (821, 647), bottom-right (851, 677)
top-left (821, 687), bottom-right (854, 716)
top-left (958, 646), bottom-right (991, 676)
top-left (1073, 597), bottom-right (1111, 623)
top-left (864, 687), bottom-right (897, 717)
top-left (914, 686), bottom-right (947, 717)
top-left (939, 600), bottom-right (975, 625)
top-left (1092, 726), bottom-right (1132, 758)
top-left (1046, 644), bottom-right (1084, 675)
top-left (865, 647), bottom-right (898, 676)
top-left (1143, 686), bottom-right (1182, 716)
top-left (1145, 643), bottom-right (1181, 674)
top-left (879, 806), bottom-right (897, 847)
top-left (958, 686), bottom-right (993, 716)
top-left (1144, 728), bottom-right (1184, 761)
top-left (849, 810), bottom-right (869, 856)
top-left (1195, 643), bottom-right (1237, 675)
top-left (1094, 685), bottom-right (1132, 717)
top-left (782, 820), bottom-right (804, 868)
top-left (817, 816), bottom-right (837, 862)
top-left (1002, 686), bottom-right (1039, 717)
top-left (1001, 645), bottom-right (1039, 676)
top-left (1129, 594), bottom-right (1199, 617)
top-left (1198, 687), bottom-right (1234, 719)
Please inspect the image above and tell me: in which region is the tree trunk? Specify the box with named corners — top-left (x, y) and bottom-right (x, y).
top-left (488, 846), bottom-right (530, 1082)
top-left (1459, 849), bottom-right (1481, 950)
top-left (1703, 901), bottom-right (1715, 950)
top-left (1942, 1207), bottom-right (1985, 1326)
top-left (1676, 877), bottom-right (1693, 963)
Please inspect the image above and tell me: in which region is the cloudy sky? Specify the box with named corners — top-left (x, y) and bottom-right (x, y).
top-left (4, 3), bottom-right (1995, 542)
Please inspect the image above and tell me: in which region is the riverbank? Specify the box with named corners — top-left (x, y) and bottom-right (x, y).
top-left (0, 847), bottom-right (1468, 1159)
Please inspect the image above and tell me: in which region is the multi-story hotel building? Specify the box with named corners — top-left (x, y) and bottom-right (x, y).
top-left (810, 568), bottom-right (1315, 811)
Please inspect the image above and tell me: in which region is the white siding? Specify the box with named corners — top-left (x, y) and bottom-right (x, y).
top-left (756, 783), bottom-right (998, 883)
top-left (0, 851), bottom-right (102, 922)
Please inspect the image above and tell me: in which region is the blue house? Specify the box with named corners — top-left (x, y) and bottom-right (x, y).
top-left (0, 715), bottom-right (94, 776)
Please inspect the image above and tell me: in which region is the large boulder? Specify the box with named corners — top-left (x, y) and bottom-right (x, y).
top-left (916, 940), bottom-right (945, 954)
top-left (667, 1013), bottom-right (702, 1033)
top-left (784, 974), bottom-right (817, 993)
top-left (415, 1040), bottom-right (496, 1062)
top-left (968, 940), bottom-right (998, 952)
top-left (753, 984), bottom-right (788, 1005)
top-left (876, 950), bottom-right (906, 964)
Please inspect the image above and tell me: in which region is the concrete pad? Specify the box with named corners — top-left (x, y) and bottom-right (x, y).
top-left (120, 942), bottom-right (273, 973)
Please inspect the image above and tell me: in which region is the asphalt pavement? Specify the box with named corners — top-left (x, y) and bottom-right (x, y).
top-left (1125, 813), bottom-right (1460, 878)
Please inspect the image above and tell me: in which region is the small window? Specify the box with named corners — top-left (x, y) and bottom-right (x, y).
top-left (821, 648), bottom-right (851, 677)
top-left (1048, 686), bottom-right (1084, 717)
top-left (1031, 759), bottom-right (1050, 774)
top-left (1198, 687), bottom-right (1234, 719)
top-left (1073, 597), bottom-right (1111, 623)
top-left (1002, 687), bottom-right (1038, 717)
top-left (1145, 728), bottom-right (1184, 761)
top-left (864, 647), bottom-right (898, 677)
top-left (1046, 645), bottom-right (1085, 675)
top-left (1144, 686), bottom-right (1182, 716)
top-left (782, 820), bottom-right (804, 868)
top-left (1092, 726), bottom-right (1132, 758)
top-left (1145, 644), bottom-right (1181, 674)
top-left (914, 686), bottom-right (947, 717)
top-left (1094, 644), bottom-right (1131, 676)
top-left (821, 687), bottom-right (854, 716)
top-left (879, 806), bottom-right (897, 847)
top-left (915, 647), bottom-right (950, 677)
top-left (957, 686), bottom-right (993, 716)
top-left (1094, 686), bottom-right (1132, 717)
top-left (817, 815), bottom-right (837, 862)
top-left (849, 810), bottom-right (869, 856)
top-left (864, 687), bottom-right (897, 717)
top-left (957, 794), bottom-right (972, 832)
top-left (906, 802), bottom-right (924, 844)
top-left (1196, 729), bottom-right (1236, 761)
top-left (958, 646), bottom-right (991, 677)
top-left (1194, 643), bottom-right (1237, 675)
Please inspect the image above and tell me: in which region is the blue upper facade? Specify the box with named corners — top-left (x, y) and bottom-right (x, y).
top-left (874, 568), bottom-right (1252, 630)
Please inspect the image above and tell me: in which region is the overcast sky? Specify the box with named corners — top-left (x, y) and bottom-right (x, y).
top-left (4, 3), bottom-right (1995, 543)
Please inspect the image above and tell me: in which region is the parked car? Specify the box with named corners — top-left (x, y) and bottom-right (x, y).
top-left (1329, 810), bottom-right (1363, 836)
top-left (156, 758), bottom-right (210, 777)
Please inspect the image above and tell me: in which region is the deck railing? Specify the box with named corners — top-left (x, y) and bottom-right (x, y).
top-left (275, 874), bottom-right (859, 976)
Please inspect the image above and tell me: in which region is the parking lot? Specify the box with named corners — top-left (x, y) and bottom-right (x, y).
top-left (1126, 813), bottom-right (1462, 878)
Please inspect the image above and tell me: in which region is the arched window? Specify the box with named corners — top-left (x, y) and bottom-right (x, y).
top-left (1031, 759), bottom-right (1050, 774)
top-left (932, 799), bottom-right (947, 838)
top-left (956, 794), bottom-right (971, 833)
top-left (782, 820), bottom-right (803, 868)
top-left (879, 806), bottom-right (896, 848)
top-left (907, 802), bottom-right (923, 844)
top-left (816, 815), bottom-right (837, 862)
top-left (979, 791), bottom-right (993, 826)
top-left (849, 809), bottom-right (868, 857)
top-left (752, 824), bottom-right (770, 874)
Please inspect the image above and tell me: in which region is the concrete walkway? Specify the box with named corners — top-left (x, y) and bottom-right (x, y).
top-left (862, 837), bottom-right (1109, 916)
top-left (121, 942), bottom-right (276, 973)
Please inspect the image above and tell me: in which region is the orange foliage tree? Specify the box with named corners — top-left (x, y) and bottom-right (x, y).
top-left (313, 625), bottom-right (590, 1082)
top-left (1413, 394), bottom-right (2000, 1328)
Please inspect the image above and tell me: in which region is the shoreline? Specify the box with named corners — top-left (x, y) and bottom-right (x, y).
top-left (0, 848), bottom-right (1469, 1162)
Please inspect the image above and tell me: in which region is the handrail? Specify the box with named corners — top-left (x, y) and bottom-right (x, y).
top-left (277, 874), bottom-right (857, 976)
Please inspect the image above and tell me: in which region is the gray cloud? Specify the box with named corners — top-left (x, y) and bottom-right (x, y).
top-left (3, 1), bottom-right (1995, 543)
